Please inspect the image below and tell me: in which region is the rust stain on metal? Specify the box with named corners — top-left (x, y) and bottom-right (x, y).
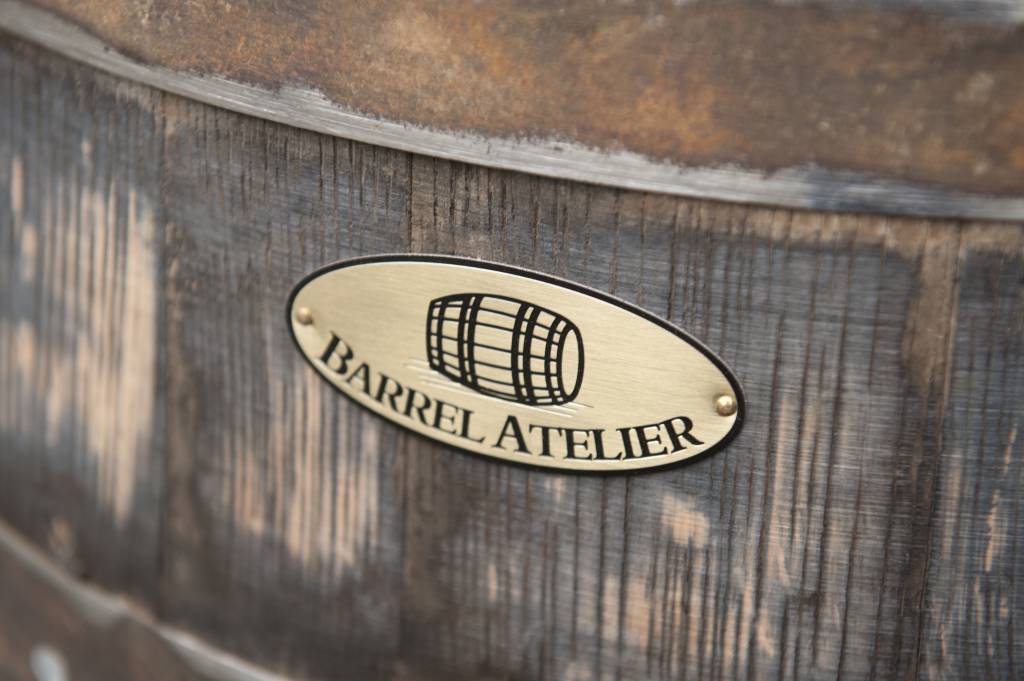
top-left (25, 0), bottom-right (1024, 195)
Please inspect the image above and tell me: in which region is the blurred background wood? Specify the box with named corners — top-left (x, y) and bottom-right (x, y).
top-left (1, 13), bottom-right (1023, 681)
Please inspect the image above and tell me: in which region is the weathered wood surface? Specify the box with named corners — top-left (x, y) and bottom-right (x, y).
top-left (0, 520), bottom-right (243, 681)
top-left (14, 0), bottom-right (1024, 198)
top-left (1, 36), bottom-right (1022, 681)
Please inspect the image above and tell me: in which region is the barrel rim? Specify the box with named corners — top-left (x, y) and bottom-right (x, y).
top-left (555, 322), bottom-right (585, 406)
top-left (3, 0), bottom-right (1024, 221)
top-left (286, 254), bottom-right (747, 474)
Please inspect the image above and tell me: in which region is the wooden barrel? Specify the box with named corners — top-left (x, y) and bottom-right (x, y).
top-left (426, 293), bottom-right (585, 406)
top-left (0, 2), bottom-right (1022, 681)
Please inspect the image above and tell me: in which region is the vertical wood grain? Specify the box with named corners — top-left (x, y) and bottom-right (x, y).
top-left (1, 35), bottom-right (1021, 681)
top-left (0, 38), bottom-right (164, 596)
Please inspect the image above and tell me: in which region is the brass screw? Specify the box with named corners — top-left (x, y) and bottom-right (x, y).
top-left (715, 394), bottom-right (737, 417)
top-left (295, 307), bottom-right (315, 325)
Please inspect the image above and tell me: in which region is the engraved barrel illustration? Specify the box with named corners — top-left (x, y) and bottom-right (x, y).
top-left (426, 294), bottom-right (584, 406)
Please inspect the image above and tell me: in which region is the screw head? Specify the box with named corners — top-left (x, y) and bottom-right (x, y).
top-left (295, 307), bottom-right (314, 325)
top-left (715, 394), bottom-right (737, 417)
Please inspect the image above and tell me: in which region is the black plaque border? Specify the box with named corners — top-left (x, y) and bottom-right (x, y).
top-left (286, 254), bottom-right (746, 475)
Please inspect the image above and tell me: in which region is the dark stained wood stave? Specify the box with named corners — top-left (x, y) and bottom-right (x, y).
top-left (1, 36), bottom-right (1022, 681)
top-left (0, 37), bottom-right (167, 600)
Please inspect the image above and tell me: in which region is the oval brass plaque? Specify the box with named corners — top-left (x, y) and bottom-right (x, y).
top-left (288, 256), bottom-right (743, 472)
